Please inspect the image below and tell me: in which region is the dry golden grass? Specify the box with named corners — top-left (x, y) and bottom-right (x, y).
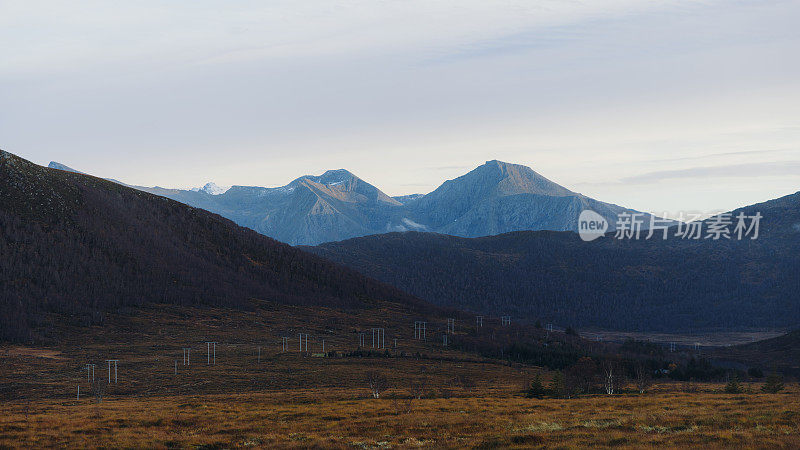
top-left (1, 304), bottom-right (798, 448)
top-left (0, 386), bottom-right (798, 448)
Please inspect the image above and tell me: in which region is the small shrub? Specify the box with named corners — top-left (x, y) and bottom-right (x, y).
top-left (761, 373), bottom-right (784, 393)
top-left (548, 371), bottom-right (566, 398)
top-left (724, 375), bottom-right (742, 394)
top-left (526, 373), bottom-right (547, 399)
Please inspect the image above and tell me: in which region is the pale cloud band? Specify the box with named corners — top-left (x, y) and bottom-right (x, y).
top-left (583, 161), bottom-right (800, 186)
top-left (1, 0), bottom-right (798, 214)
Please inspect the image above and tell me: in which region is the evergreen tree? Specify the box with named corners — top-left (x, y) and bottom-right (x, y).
top-left (724, 374), bottom-right (743, 394)
top-left (761, 373), bottom-right (784, 393)
top-left (526, 373), bottom-right (547, 399)
top-left (549, 371), bottom-right (566, 398)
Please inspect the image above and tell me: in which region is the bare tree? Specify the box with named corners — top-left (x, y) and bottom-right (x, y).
top-left (601, 360), bottom-right (623, 395)
top-left (634, 363), bottom-right (652, 394)
top-left (366, 371), bottom-right (388, 399)
top-left (567, 357), bottom-right (598, 395)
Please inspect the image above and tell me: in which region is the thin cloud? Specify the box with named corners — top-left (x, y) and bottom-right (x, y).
top-left (649, 148), bottom-right (796, 163)
top-left (619, 161), bottom-right (800, 185)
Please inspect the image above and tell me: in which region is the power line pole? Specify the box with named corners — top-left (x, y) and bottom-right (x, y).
top-left (85, 364), bottom-right (95, 382)
top-left (414, 321), bottom-right (427, 341)
top-left (372, 328), bottom-right (385, 349)
top-left (105, 360), bottom-right (119, 383)
top-left (205, 342), bottom-right (217, 365)
top-left (298, 333), bottom-right (308, 352)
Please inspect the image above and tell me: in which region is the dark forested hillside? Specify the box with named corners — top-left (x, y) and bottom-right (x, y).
top-left (309, 193), bottom-right (800, 332)
top-left (0, 151), bottom-right (429, 342)
top-left (712, 329), bottom-right (800, 375)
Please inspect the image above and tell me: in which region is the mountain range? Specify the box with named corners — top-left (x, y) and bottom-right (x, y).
top-left (49, 160), bottom-right (651, 245)
top-left (8, 149), bottom-right (800, 337)
top-left (38, 155), bottom-right (800, 332)
top-left (1, 150), bottom-right (431, 342)
top-left (308, 190), bottom-right (800, 332)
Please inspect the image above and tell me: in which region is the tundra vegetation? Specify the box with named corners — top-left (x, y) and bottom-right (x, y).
top-left (0, 305), bottom-right (798, 448)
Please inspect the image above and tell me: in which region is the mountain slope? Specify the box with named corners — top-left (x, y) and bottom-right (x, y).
top-left (137, 169), bottom-right (406, 245)
top-left (47, 161), bottom-right (83, 174)
top-left (0, 150), bottom-right (430, 342)
top-left (308, 191), bottom-right (800, 332)
top-left (404, 160), bottom-right (646, 236)
top-left (713, 329), bottom-right (800, 375)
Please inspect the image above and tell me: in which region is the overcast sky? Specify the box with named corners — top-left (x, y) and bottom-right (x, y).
top-left (2, 0), bottom-right (799, 214)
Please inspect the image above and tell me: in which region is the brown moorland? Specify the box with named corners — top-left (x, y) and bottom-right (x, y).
top-left (1, 304), bottom-right (798, 448)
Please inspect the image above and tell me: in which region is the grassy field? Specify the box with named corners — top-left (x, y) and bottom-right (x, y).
top-left (1, 304), bottom-right (798, 448)
top-left (1, 386), bottom-right (798, 448)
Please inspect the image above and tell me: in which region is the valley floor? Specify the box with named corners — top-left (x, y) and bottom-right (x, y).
top-left (584, 330), bottom-right (787, 347)
top-left (0, 386), bottom-right (798, 448)
top-left (1, 304), bottom-right (798, 448)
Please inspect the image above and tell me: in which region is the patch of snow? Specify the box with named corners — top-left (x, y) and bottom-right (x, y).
top-left (386, 223), bottom-right (407, 232)
top-left (191, 182), bottom-right (229, 195)
top-left (402, 218), bottom-right (428, 230)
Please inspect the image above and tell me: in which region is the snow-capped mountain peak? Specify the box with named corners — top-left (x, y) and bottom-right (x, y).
top-left (191, 182), bottom-right (229, 195)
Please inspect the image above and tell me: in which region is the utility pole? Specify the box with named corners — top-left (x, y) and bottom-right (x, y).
top-left (206, 342), bottom-right (217, 365)
top-left (372, 328), bottom-right (385, 349)
top-left (414, 321), bottom-right (427, 341)
top-left (105, 360), bottom-right (119, 383)
top-left (85, 364), bottom-right (95, 382)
